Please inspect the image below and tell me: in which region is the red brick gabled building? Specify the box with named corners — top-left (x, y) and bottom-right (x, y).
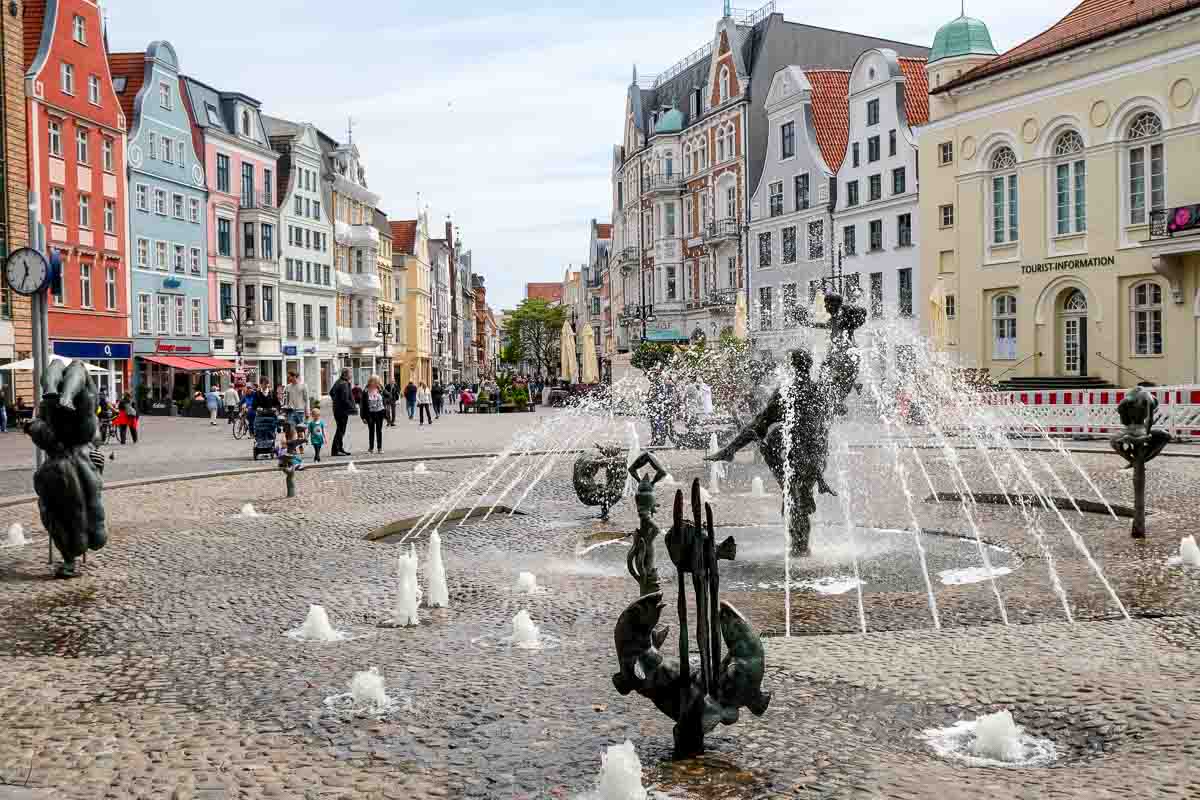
top-left (24, 0), bottom-right (130, 393)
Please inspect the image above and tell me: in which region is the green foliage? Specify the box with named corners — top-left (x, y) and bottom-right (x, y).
top-left (630, 342), bottom-right (675, 372)
top-left (501, 298), bottom-right (568, 378)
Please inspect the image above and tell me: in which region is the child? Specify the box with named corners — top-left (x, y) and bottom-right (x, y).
top-left (307, 409), bottom-right (327, 462)
top-left (276, 421), bottom-right (303, 472)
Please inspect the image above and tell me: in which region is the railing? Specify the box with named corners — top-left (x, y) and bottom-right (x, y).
top-left (642, 173), bottom-right (683, 193)
top-left (616, 246), bottom-right (639, 264)
top-left (240, 191), bottom-right (274, 210)
top-left (703, 288), bottom-right (738, 309)
top-left (1093, 351), bottom-right (1152, 385)
top-left (703, 218), bottom-right (739, 241)
top-left (1149, 205), bottom-right (1200, 239)
top-left (992, 351), bottom-right (1043, 382)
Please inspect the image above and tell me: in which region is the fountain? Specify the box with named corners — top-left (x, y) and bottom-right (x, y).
top-left (413, 462), bottom-right (429, 474)
top-left (287, 604), bottom-right (350, 642)
top-left (515, 571), bottom-right (539, 594)
top-left (425, 531), bottom-right (449, 608)
top-left (1109, 387), bottom-right (1170, 538)
top-left (1175, 535), bottom-right (1200, 567)
top-left (707, 462), bottom-right (722, 497)
top-left (924, 710), bottom-right (1057, 767)
top-left (626, 451), bottom-right (667, 596)
top-left (238, 503), bottom-right (259, 517)
top-left (347, 461), bottom-right (360, 473)
top-left (383, 546), bottom-right (421, 627)
top-left (749, 476), bottom-right (767, 498)
top-left (573, 444), bottom-right (628, 521)
top-left (591, 740), bottom-right (647, 800)
top-left (510, 610), bottom-right (541, 648)
top-left (4, 523), bottom-right (28, 547)
top-left (348, 667), bottom-right (389, 708)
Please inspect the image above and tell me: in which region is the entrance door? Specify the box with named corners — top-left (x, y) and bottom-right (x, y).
top-left (1059, 289), bottom-right (1088, 376)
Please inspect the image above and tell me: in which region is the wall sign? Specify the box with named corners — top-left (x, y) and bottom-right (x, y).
top-left (283, 345), bottom-right (298, 356)
top-left (53, 341), bottom-right (131, 360)
top-left (1020, 255), bottom-right (1115, 275)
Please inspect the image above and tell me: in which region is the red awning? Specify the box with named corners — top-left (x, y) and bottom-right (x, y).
top-left (141, 355), bottom-right (209, 371)
top-left (183, 356), bottom-right (237, 370)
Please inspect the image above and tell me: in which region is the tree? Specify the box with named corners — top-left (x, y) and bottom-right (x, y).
top-left (502, 298), bottom-right (568, 378)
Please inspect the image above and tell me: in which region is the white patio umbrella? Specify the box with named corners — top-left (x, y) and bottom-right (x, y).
top-left (0, 354), bottom-right (106, 373)
top-left (560, 320), bottom-right (578, 384)
top-left (928, 282), bottom-right (948, 349)
top-left (734, 290), bottom-right (748, 339)
top-left (580, 323), bottom-right (599, 384)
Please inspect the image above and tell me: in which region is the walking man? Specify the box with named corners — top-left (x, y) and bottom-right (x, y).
top-left (384, 377), bottom-right (400, 427)
top-left (431, 381), bottom-right (445, 418)
top-left (330, 368), bottom-right (354, 456)
top-left (404, 380), bottom-right (418, 420)
top-left (283, 371), bottom-right (309, 429)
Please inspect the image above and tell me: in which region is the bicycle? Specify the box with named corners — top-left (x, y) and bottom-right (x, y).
top-left (97, 410), bottom-right (114, 444)
top-left (232, 406), bottom-right (250, 440)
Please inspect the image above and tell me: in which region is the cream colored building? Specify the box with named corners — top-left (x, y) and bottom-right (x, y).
top-left (918, 1), bottom-right (1200, 387)
top-left (392, 214), bottom-right (432, 385)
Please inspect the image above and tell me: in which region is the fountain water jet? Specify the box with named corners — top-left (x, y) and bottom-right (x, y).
top-left (1177, 535), bottom-right (1200, 567)
top-left (289, 604), bottom-right (346, 641)
top-left (593, 740), bottom-right (647, 800)
top-left (425, 531), bottom-right (449, 608)
top-left (510, 610), bottom-right (541, 648)
top-left (515, 571), bottom-right (539, 593)
top-left (384, 546), bottom-right (421, 627)
top-left (749, 476), bottom-right (767, 498)
top-left (238, 503), bottom-right (259, 517)
top-left (4, 523), bottom-right (28, 547)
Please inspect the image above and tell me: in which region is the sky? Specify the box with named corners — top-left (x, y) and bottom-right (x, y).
top-left (106, 0), bottom-right (1075, 310)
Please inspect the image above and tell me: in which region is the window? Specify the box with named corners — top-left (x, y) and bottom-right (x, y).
top-left (807, 220), bottom-right (824, 261)
top-left (939, 204), bottom-right (954, 228)
top-left (134, 184), bottom-right (147, 211)
top-left (263, 169), bottom-right (273, 205)
top-left (173, 244), bottom-right (185, 273)
top-left (216, 154), bottom-right (230, 193)
top-left (138, 293), bottom-right (152, 333)
top-left (177, 141), bottom-right (185, 166)
top-left (136, 238), bottom-right (149, 267)
top-left (868, 174), bottom-right (881, 202)
top-left (72, 14), bottom-right (86, 43)
top-left (241, 109), bottom-right (251, 136)
top-left (303, 305), bottom-right (314, 339)
top-left (846, 180), bottom-right (859, 207)
top-left (244, 285), bottom-right (256, 321)
top-left (782, 226), bottom-right (796, 264)
top-left (314, 201), bottom-right (321, 219)
top-left (76, 128), bottom-right (89, 163)
top-left (262, 286), bottom-right (274, 322)
top-left (61, 63), bottom-right (75, 95)
top-left (758, 286), bottom-right (772, 330)
top-left (781, 121), bottom-right (795, 159)
top-left (262, 224), bottom-right (274, 259)
top-left (159, 81), bottom-right (172, 110)
top-left (191, 298), bottom-right (202, 335)
top-left (945, 294), bottom-right (956, 320)
top-left (869, 272), bottom-right (883, 317)
top-left (991, 293), bottom-right (1018, 359)
top-left (869, 220), bottom-right (883, 251)
top-left (157, 295), bottom-right (170, 333)
top-left (794, 174), bottom-right (809, 211)
top-left (939, 141), bottom-right (953, 165)
top-left (323, 265), bottom-right (330, 286)
top-left (88, 75), bottom-right (100, 105)
top-left (172, 194), bottom-right (184, 219)
top-left (102, 138), bottom-right (113, 171)
top-left (1051, 131), bottom-right (1087, 235)
top-left (758, 232), bottom-right (772, 268)
top-left (1131, 282), bottom-right (1163, 356)
top-left (888, 129), bottom-right (896, 157)
top-left (355, 249), bottom-right (364, 273)
top-left (868, 136), bottom-right (880, 163)
top-left (219, 282), bottom-right (233, 320)
top-left (892, 167), bottom-right (906, 195)
top-left (50, 187), bottom-right (64, 223)
top-left (666, 266), bottom-right (677, 300)
top-left (852, 142), bottom-right (860, 168)
top-left (898, 267), bottom-right (912, 317)
top-left (160, 136), bottom-right (172, 163)
top-left (843, 225), bottom-right (856, 256)
top-left (155, 241), bottom-right (167, 270)
top-left (243, 222), bottom-right (255, 258)
top-left (154, 188), bottom-right (166, 215)
top-left (897, 213), bottom-right (912, 247)
top-left (1127, 112), bottom-right (1163, 225)
top-left (189, 198), bottom-right (200, 223)
top-left (664, 204), bottom-right (675, 237)
top-left (217, 219), bottom-right (231, 256)
top-left (78, 194), bottom-right (90, 228)
top-left (190, 247), bottom-right (201, 274)
top-left (175, 296), bottom-right (185, 335)
top-left (79, 263), bottom-right (92, 307)
top-left (286, 302), bottom-right (297, 338)
top-left (990, 146), bottom-right (1019, 244)
top-left (286, 258), bottom-right (294, 281)
top-left (719, 67), bottom-right (730, 102)
top-left (354, 298), bottom-right (364, 328)
top-left (148, 132), bottom-right (156, 160)
top-left (48, 120), bottom-right (62, 157)
top-left (241, 163), bottom-right (255, 206)
top-left (295, 195), bottom-right (303, 215)
top-left (769, 181), bottom-right (783, 217)
top-left (319, 306), bottom-right (330, 339)
top-left (103, 200), bottom-right (115, 234)
top-left (867, 99), bottom-right (879, 126)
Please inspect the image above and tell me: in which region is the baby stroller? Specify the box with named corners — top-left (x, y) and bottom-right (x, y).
top-left (252, 413), bottom-right (280, 460)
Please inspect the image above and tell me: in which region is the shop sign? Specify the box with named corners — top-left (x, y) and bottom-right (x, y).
top-left (283, 345), bottom-right (298, 356)
top-left (163, 277), bottom-right (182, 289)
top-left (155, 340), bottom-right (193, 353)
top-left (53, 341), bottom-right (131, 360)
top-left (1020, 255), bottom-right (1115, 275)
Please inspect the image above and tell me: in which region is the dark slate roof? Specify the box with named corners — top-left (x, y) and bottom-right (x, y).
top-left (373, 208), bottom-right (391, 238)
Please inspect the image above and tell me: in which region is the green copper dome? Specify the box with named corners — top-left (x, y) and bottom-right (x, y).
top-left (930, 15), bottom-right (997, 63)
top-left (654, 107), bottom-right (685, 134)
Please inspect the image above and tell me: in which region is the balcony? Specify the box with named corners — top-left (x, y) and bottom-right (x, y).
top-left (334, 220), bottom-right (381, 248)
top-left (336, 270), bottom-right (382, 295)
top-left (240, 190), bottom-right (275, 210)
top-left (337, 325), bottom-right (382, 348)
top-left (1149, 205), bottom-right (1200, 239)
top-left (703, 218), bottom-right (739, 243)
top-left (239, 256), bottom-right (279, 277)
top-left (242, 321), bottom-right (281, 340)
top-left (641, 172), bottom-right (683, 195)
top-left (703, 287), bottom-right (739, 312)
top-left (1147, 205), bottom-right (1200, 304)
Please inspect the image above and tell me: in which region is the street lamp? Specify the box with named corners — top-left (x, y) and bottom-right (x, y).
top-left (377, 307), bottom-right (394, 381)
top-left (223, 303), bottom-right (255, 379)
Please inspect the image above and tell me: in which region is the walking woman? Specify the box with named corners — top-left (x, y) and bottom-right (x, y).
top-left (416, 382), bottom-right (434, 426)
top-left (114, 391), bottom-right (139, 444)
top-left (359, 374), bottom-right (388, 454)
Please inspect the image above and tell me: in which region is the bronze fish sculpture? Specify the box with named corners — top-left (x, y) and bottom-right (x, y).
top-left (715, 600), bottom-right (771, 724)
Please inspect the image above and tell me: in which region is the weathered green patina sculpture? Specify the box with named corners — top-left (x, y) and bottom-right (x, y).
top-left (572, 443), bottom-right (626, 520)
top-left (1110, 386), bottom-right (1170, 538)
top-left (626, 450), bottom-right (667, 595)
top-left (612, 479), bottom-right (770, 758)
top-left (26, 359), bottom-right (107, 578)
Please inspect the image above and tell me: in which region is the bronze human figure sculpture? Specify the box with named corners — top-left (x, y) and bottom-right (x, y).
top-left (1109, 386), bottom-right (1170, 538)
top-left (626, 450), bottom-right (667, 595)
top-left (572, 443), bottom-right (626, 520)
top-left (706, 293), bottom-right (865, 555)
top-left (612, 479), bottom-right (769, 759)
top-left (26, 359), bottom-right (107, 578)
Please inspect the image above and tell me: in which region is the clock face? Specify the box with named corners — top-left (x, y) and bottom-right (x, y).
top-left (4, 248), bottom-right (49, 296)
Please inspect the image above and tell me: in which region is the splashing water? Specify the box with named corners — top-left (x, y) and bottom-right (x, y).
top-left (511, 610), bottom-right (541, 648)
top-left (413, 462), bottom-right (429, 474)
top-left (749, 476), bottom-right (768, 498)
top-left (1175, 535), bottom-right (1200, 567)
top-left (593, 739), bottom-right (647, 800)
top-left (389, 546), bottom-right (421, 627)
top-left (238, 503), bottom-right (258, 517)
top-left (349, 668), bottom-right (389, 707)
top-left (623, 422), bottom-right (640, 497)
top-left (287, 604), bottom-right (347, 642)
top-left (515, 571), bottom-right (539, 593)
top-left (924, 710), bottom-right (1057, 767)
top-left (708, 432), bottom-right (719, 455)
top-left (346, 461), bottom-right (360, 473)
top-left (4, 523), bottom-right (28, 547)
top-left (425, 531), bottom-right (449, 608)
top-left (708, 462), bottom-right (722, 496)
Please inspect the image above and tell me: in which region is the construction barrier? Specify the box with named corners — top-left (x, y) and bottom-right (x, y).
top-left (987, 385), bottom-right (1200, 441)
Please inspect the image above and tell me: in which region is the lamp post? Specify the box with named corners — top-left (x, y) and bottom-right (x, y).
top-left (223, 303), bottom-right (255, 383)
top-left (377, 307), bottom-right (393, 381)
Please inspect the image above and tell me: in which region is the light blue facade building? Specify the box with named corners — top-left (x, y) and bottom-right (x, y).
top-left (112, 41), bottom-right (212, 400)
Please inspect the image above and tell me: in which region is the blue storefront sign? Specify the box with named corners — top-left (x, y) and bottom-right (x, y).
top-left (283, 345), bottom-right (298, 356)
top-left (53, 341), bottom-right (132, 360)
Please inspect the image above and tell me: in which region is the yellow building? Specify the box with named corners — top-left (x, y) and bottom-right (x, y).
top-left (374, 208), bottom-right (396, 380)
top-left (918, 0), bottom-right (1200, 388)
top-left (391, 213), bottom-right (432, 385)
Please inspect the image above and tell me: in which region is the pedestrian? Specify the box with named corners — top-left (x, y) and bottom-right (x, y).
top-left (384, 377), bottom-right (400, 427)
top-left (205, 383), bottom-right (221, 425)
top-left (404, 380), bottom-right (418, 420)
top-left (417, 382), bottom-right (433, 425)
top-left (431, 381), bottom-right (445, 418)
top-left (360, 374), bottom-right (388, 454)
top-left (307, 408), bottom-right (327, 462)
top-left (283, 371), bottom-right (309, 429)
top-left (330, 368), bottom-right (354, 457)
top-left (253, 376), bottom-right (281, 415)
top-left (459, 386), bottom-right (474, 413)
top-left (223, 382), bottom-right (239, 424)
top-left (0, 390), bottom-right (7, 433)
top-left (241, 385), bottom-right (256, 430)
top-left (114, 391), bottom-right (139, 444)
top-left (352, 382), bottom-right (362, 406)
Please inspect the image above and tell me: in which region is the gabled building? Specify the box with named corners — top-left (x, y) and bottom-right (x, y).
top-left (459, 247), bottom-right (476, 383)
top-left (429, 235), bottom-right (451, 382)
top-left (263, 116), bottom-right (336, 393)
top-left (0, 1), bottom-right (32, 402)
top-left (25, 0), bottom-right (131, 394)
top-left (181, 76), bottom-right (281, 386)
top-left (374, 207), bottom-right (395, 382)
top-left (583, 219), bottom-right (612, 364)
top-left (111, 41), bottom-right (213, 401)
top-left (392, 214), bottom-right (431, 386)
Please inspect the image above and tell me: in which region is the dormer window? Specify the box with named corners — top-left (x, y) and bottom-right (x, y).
top-left (205, 103), bottom-right (222, 126)
top-left (241, 109), bottom-right (251, 136)
top-left (159, 82), bottom-right (172, 110)
top-left (719, 67), bottom-right (730, 102)
top-left (72, 15), bottom-right (86, 44)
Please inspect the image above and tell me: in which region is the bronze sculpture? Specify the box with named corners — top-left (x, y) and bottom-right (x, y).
top-left (572, 443), bottom-right (626, 520)
top-left (612, 479), bottom-right (769, 758)
top-left (26, 359), bottom-right (107, 578)
top-left (706, 293), bottom-right (865, 555)
top-left (1109, 386), bottom-right (1170, 538)
top-left (626, 450), bottom-right (667, 595)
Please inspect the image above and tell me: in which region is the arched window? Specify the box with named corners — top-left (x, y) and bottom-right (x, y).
top-left (241, 109), bottom-right (250, 136)
top-left (989, 146), bottom-right (1018, 245)
top-left (683, 141), bottom-right (692, 176)
top-left (1063, 288), bottom-right (1087, 312)
top-left (992, 293), bottom-right (1017, 360)
top-left (1054, 131), bottom-right (1086, 235)
top-left (716, 127), bottom-right (727, 162)
top-left (724, 123), bottom-right (737, 160)
top-left (720, 67), bottom-right (730, 102)
top-left (1127, 111), bottom-right (1164, 225)
top-left (1131, 281), bottom-right (1163, 355)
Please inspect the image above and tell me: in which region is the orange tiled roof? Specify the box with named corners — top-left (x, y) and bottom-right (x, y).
top-left (938, 0), bottom-right (1200, 93)
top-left (803, 69), bottom-right (850, 171)
top-left (390, 220), bottom-right (417, 254)
top-left (108, 52), bottom-right (145, 127)
top-left (897, 58), bottom-right (929, 125)
top-left (595, 223), bottom-right (613, 239)
top-left (526, 282), bottom-right (563, 303)
top-left (23, 0), bottom-right (47, 71)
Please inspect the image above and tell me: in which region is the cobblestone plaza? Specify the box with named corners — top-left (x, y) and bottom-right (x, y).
top-left (1, 410), bottom-right (1199, 799)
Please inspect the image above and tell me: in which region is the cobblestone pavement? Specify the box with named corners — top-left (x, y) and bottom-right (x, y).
top-left (1, 428), bottom-right (1199, 798)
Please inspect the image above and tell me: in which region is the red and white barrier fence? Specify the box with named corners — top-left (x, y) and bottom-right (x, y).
top-left (983, 385), bottom-right (1200, 441)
